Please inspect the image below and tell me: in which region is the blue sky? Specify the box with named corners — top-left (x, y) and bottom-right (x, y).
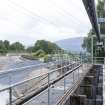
top-left (0, 0), bottom-right (93, 46)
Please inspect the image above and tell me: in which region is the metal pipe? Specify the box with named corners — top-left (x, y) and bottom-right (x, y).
top-left (82, 0), bottom-right (100, 41)
top-left (9, 88), bottom-right (12, 105)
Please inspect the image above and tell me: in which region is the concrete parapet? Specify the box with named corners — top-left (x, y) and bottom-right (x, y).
top-left (70, 95), bottom-right (87, 105)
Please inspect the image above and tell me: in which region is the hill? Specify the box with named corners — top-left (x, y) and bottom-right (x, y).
top-left (56, 37), bottom-right (84, 52)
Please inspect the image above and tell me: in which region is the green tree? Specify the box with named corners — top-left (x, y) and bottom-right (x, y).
top-left (10, 42), bottom-right (25, 52)
top-left (26, 46), bottom-right (34, 53)
top-left (0, 40), bottom-right (7, 54)
top-left (33, 40), bottom-right (61, 54)
top-left (3, 40), bottom-right (10, 50)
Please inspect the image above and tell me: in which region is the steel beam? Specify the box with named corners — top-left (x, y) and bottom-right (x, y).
top-left (82, 0), bottom-right (100, 41)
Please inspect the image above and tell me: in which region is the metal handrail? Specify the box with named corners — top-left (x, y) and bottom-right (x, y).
top-left (0, 62), bottom-right (80, 93)
top-left (93, 57), bottom-right (105, 58)
top-left (14, 64), bottom-right (82, 105)
top-left (0, 55), bottom-right (83, 105)
top-left (0, 59), bottom-right (75, 75)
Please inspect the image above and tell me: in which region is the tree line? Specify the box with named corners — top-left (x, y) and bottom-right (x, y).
top-left (0, 40), bottom-right (61, 55)
top-left (0, 40), bottom-right (24, 54)
top-left (27, 40), bottom-right (61, 54)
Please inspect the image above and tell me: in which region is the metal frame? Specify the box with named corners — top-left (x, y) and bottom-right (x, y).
top-left (0, 57), bottom-right (91, 105)
top-left (91, 34), bottom-right (105, 62)
top-left (0, 52), bottom-right (93, 105)
top-left (82, 0), bottom-right (100, 41)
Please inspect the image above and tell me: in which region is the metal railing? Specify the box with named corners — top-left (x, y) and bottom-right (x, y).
top-left (93, 57), bottom-right (105, 65)
top-left (0, 56), bottom-right (92, 105)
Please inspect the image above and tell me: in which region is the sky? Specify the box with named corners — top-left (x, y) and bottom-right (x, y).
top-left (0, 0), bottom-right (92, 46)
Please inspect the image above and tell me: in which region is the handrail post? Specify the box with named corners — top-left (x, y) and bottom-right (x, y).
top-left (63, 50), bottom-right (65, 93)
top-left (80, 53), bottom-right (83, 77)
top-left (64, 67), bottom-right (66, 93)
top-left (48, 73), bottom-right (50, 105)
top-left (91, 36), bottom-right (94, 64)
top-left (73, 71), bottom-right (75, 84)
top-left (9, 87), bottom-right (12, 105)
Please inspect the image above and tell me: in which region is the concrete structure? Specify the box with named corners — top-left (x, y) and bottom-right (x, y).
top-left (56, 65), bottom-right (103, 105)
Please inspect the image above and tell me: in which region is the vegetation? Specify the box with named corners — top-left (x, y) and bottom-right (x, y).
top-left (4, 40), bottom-right (10, 50)
top-left (0, 39), bottom-right (78, 63)
top-left (82, 0), bottom-right (105, 57)
top-left (0, 39), bottom-right (61, 60)
top-left (27, 40), bottom-right (61, 54)
top-left (37, 40), bottom-right (60, 53)
top-left (0, 40), bottom-right (25, 55)
top-left (33, 49), bottom-right (46, 58)
top-left (0, 40), bottom-right (7, 54)
top-left (26, 46), bottom-right (34, 53)
top-left (10, 42), bottom-right (25, 52)
top-left (21, 55), bottom-right (38, 60)
top-left (22, 49), bottom-right (46, 60)
top-left (25, 40), bottom-right (61, 62)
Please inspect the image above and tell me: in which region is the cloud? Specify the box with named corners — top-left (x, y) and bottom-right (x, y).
top-left (0, 0), bottom-right (91, 46)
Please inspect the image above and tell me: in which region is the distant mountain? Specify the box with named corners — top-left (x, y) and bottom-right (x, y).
top-left (56, 37), bottom-right (85, 52)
